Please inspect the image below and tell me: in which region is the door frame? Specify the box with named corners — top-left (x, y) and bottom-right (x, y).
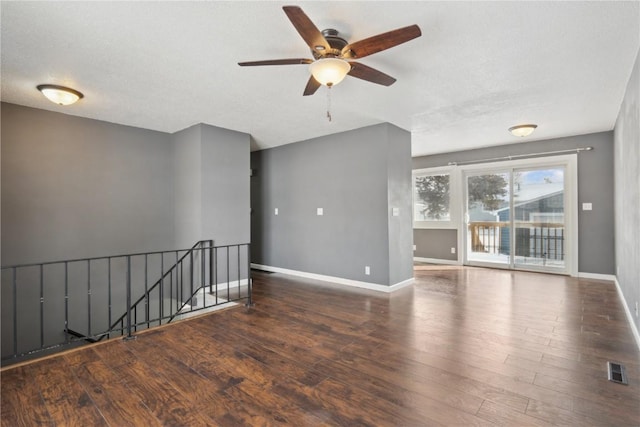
top-left (458, 154), bottom-right (578, 276)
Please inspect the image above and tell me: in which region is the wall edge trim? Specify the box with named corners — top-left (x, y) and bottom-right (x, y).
top-left (251, 264), bottom-right (413, 293)
top-left (613, 277), bottom-right (640, 351)
top-left (413, 257), bottom-right (461, 266)
top-left (577, 272), bottom-right (616, 281)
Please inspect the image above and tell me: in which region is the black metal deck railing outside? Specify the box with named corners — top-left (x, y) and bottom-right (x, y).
top-left (1, 240), bottom-right (252, 366)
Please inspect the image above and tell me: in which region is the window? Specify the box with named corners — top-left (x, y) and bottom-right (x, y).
top-left (413, 170), bottom-right (451, 222)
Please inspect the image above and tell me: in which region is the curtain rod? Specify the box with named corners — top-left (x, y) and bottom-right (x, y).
top-left (447, 146), bottom-right (593, 166)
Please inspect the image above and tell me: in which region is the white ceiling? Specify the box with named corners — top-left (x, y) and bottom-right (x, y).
top-left (1, 1), bottom-right (639, 156)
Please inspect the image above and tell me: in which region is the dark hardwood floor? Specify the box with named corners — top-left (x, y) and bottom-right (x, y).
top-left (2, 266), bottom-right (639, 426)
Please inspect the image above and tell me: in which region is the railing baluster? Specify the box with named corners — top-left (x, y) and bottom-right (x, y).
top-left (64, 262), bottom-right (69, 344)
top-left (190, 250), bottom-right (194, 309)
top-left (145, 254), bottom-right (149, 329)
top-left (170, 258), bottom-right (174, 314)
top-left (201, 243), bottom-right (206, 308)
top-left (108, 258), bottom-right (112, 339)
top-left (237, 245), bottom-right (241, 297)
top-left (87, 260), bottom-right (92, 338)
top-left (40, 264), bottom-right (44, 350)
top-left (214, 247), bottom-right (218, 305)
top-left (226, 246), bottom-right (230, 301)
top-left (209, 241), bottom-right (214, 294)
top-left (12, 267), bottom-right (18, 358)
top-left (160, 254), bottom-right (165, 324)
top-left (246, 244), bottom-right (253, 307)
top-left (125, 256), bottom-right (132, 339)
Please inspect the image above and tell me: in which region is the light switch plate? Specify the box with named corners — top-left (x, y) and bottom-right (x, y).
top-left (317, 208), bottom-right (323, 216)
top-left (392, 207), bottom-right (399, 216)
top-left (582, 202), bottom-right (593, 211)
top-left (274, 208), bottom-right (278, 215)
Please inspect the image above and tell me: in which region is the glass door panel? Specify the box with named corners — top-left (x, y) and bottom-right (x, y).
top-left (513, 167), bottom-right (565, 270)
top-left (466, 172), bottom-right (511, 266)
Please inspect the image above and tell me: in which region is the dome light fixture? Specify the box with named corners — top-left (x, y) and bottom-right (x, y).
top-left (309, 58), bottom-right (351, 87)
top-left (37, 84), bottom-right (84, 106)
top-left (508, 124), bottom-right (538, 137)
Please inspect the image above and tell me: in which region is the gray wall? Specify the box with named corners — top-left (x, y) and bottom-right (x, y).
top-left (251, 123), bottom-right (413, 287)
top-left (173, 124), bottom-right (203, 248)
top-left (200, 124), bottom-right (250, 247)
top-left (172, 123), bottom-right (250, 248)
top-left (413, 131), bottom-right (615, 275)
top-left (386, 125), bottom-right (414, 284)
top-left (614, 47), bottom-right (640, 335)
top-left (414, 229), bottom-right (458, 260)
top-left (1, 102), bottom-right (175, 265)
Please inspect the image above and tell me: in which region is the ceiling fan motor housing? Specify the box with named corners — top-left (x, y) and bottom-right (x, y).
top-left (312, 29), bottom-right (348, 59)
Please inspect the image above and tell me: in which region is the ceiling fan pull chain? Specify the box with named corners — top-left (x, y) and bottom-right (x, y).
top-left (326, 86), bottom-right (332, 122)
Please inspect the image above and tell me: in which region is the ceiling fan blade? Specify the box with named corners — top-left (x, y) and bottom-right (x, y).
top-left (342, 25), bottom-right (422, 59)
top-left (283, 6), bottom-right (331, 52)
top-left (303, 76), bottom-right (321, 96)
top-left (347, 62), bottom-right (396, 86)
top-left (238, 58), bottom-right (313, 66)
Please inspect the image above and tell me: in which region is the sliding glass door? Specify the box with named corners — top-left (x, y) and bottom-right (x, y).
top-left (466, 171), bottom-right (511, 266)
top-left (464, 163), bottom-right (570, 274)
top-left (513, 167), bottom-right (565, 270)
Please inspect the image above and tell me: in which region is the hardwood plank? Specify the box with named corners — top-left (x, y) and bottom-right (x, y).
top-left (0, 366), bottom-right (53, 426)
top-left (69, 359), bottom-right (164, 427)
top-left (476, 400), bottom-right (552, 426)
top-left (30, 358), bottom-right (107, 426)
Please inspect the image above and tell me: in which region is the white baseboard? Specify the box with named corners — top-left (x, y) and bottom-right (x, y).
top-left (413, 257), bottom-right (461, 266)
top-left (251, 263), bottom-right (413, 294)
top-left (577, 272), bottom-right (616, 281)
top-left (206, 279), bottom-right (249, 293)
top-left (614, 277), bottom-right (640, 351)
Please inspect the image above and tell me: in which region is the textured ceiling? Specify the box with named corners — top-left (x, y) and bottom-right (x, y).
top-left (1, 1), bottom-right (639, 156)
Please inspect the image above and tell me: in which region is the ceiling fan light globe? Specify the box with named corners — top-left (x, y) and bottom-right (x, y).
top-left (309, 58), bottom-right (350, 87)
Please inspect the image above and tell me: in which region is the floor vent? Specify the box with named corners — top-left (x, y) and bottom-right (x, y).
top-left (607, 361), bottom-right (628, 385)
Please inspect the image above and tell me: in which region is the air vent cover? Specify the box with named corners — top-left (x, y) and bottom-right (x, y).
top-left (607, 361), bottom-right (628, 385)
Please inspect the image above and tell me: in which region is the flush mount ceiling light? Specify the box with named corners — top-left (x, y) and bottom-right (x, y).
top-left (309, 58), bottom-right (351, 87)
top-left (37, 84), bottom-right (84, 106)
top-left (508, 124), bottom-right (538, 137)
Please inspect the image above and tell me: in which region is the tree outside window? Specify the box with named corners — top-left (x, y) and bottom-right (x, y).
top-left (414, 173), bottom-right (450, 221)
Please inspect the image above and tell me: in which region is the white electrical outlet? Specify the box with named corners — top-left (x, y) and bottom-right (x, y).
top-left (365, 266), bottom-right (370, 275)
top-left (413, 245), bottom-right (417, 251)
top-left (317, 207), bottom-right (323, 216)
top-left (451, 247), bottom-right (456, 254)
top-left (274, 208), bottom-right (278, 215)
top-left (635, 301), bottom-right (639, 318)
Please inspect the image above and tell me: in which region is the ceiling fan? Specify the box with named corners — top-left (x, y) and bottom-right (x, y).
top-left (238, 6), bottom-right (422, 96)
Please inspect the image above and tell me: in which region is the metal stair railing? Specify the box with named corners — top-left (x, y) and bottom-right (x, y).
top-left (1, 241), bottom-right (252, 366)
